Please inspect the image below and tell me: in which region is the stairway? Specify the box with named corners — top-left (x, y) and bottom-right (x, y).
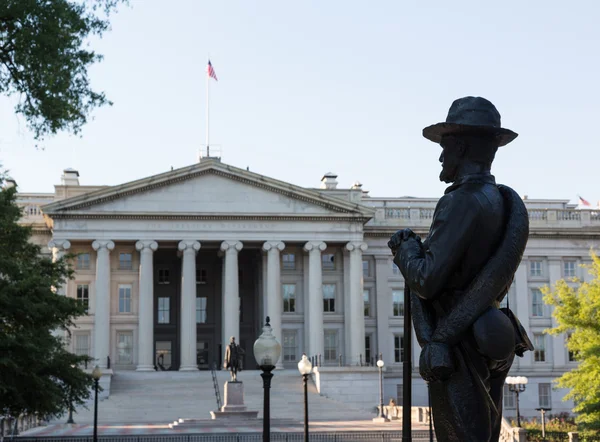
top-left (54, 369), bottom-right (376, 425)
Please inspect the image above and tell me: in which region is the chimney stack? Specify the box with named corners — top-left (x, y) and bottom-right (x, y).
top-left (61, 168), bottom-right (80, 186)
top-left (320, 172), bottom-right (338, 190)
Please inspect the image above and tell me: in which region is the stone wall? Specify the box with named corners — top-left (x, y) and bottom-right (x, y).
top-left (312, 367), bottom-right (381, 410)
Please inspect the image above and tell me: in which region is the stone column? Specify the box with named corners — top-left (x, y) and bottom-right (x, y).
top-left (178, 240), bottom-right (201, 371)
top-left (48, 240), bottom-right (71, 293)
top-left (263, 241), bottom-right (285, 368)
top-left (374, 255), bottom-right (391, 364)
top-left (48, 240), bottom-right (71, 339)
top-left (514, 260), bottom-right (532, 367)
top-left (220, 241), bottom-right (243, 355)
top-left (548, 257), bottom-right (566, 367)
top-left (92, 240), bottom-right (115, 368)
top-left (303, 241), bottom-right (326, 360)
top-left (135, 240), bottom-right (158, 371)
top-left (346, 242), bottom-right (368, 366)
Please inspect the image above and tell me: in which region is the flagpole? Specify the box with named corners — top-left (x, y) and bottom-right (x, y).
top-left (206, 60), bottom-right (210, 158)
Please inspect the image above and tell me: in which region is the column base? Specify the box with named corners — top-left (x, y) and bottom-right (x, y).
top-left (136, 365), bottom-right (156, 372)
top-left (179, 365), bottom-right (199, 372)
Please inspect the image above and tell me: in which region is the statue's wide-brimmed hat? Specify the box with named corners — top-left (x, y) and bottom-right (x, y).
top-left (422, 96), bottom-right (518, 147)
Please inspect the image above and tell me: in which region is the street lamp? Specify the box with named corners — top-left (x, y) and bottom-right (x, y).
top-left (91, 365), bottom-right (102, 442)
top-left (298, 354), bottom-right (313, 442)
top-left (535, 407), bottom-right (552, 440)
top-left (254, 316), bottom-right (281, 442)
top-left (374, 359), bottom-right (389, 422)
top-left (505, 376), bottom-right (528, 427)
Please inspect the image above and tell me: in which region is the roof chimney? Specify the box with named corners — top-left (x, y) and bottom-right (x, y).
top-left (3, 177), bottom-right (16, 189)
top-left (61, 168), bottom-right (80, 186)
top-left (320, 172), bottom-right (338, 190)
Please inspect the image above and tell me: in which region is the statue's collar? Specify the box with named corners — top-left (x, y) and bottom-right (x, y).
top-left (445, 173), bottom-right (496, 194)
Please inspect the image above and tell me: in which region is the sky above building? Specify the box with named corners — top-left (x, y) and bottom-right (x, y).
top-left (1, 1), bottom-right (598, 205)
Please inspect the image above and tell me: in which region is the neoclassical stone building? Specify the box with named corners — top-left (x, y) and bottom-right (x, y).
top-left (14, 157), bottom-right (600, 417)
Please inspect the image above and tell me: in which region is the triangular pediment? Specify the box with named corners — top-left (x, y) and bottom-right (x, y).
top-left (42, 160), bottom-right (374, 221)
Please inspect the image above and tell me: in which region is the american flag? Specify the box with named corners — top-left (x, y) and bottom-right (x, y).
top-left (207, 60), bottom-right (218, 81)
top-left (578, 195), bottom-right (591, 207)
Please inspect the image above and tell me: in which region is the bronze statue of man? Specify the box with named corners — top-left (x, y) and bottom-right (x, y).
top-left (388, 97), bottom-right (532, 442)
top-left (223, 336), bottom-right (244, 382)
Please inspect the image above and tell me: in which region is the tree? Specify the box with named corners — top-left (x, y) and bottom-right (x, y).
top-left (544, 252), bottom-right (600, 433)
top-left (0, 0), bottom-right (126, 141)
top-left (0, 174), bottom-right (93, 421)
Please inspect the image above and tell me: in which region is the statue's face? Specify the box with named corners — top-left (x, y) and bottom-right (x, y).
top-left (439, 139), bottom-right (464, 184)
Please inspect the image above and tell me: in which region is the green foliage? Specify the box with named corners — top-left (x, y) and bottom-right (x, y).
top-left (543, 252), bottom-right (600, 433)
top-left (0, 0), bottom-right (126, 141)
top-left (0, 174), bottom-right (94, 420)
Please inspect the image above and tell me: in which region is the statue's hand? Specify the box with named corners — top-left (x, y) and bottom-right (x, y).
top-left (388, 228), bottom-right (417, 255)
top-left (419, 342), bottom-right (455, 383)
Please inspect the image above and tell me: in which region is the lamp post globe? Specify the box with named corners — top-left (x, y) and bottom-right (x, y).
top-left (91, 365), bottom-right (102, 442)
top-left (254, 317), bottom-right (281, 442)
top-left (377, 359), bottom-right (384, 368)
top-left (298, 354), bottom-right (312, 442)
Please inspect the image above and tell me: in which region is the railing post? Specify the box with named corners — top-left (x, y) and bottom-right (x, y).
top-left (318, 353), bottom-right (322, 367)
top-left (339, 354), bottom-right (342, 367)
top-left (107, 355), bottom-right (111, 369)
top-left (359, 354), bottom-right (363, 367)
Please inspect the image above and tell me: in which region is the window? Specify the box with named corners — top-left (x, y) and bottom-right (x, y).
top-left (392, 290), bottom-right (404, 317)
top-left (323, 284), bottom-right (336, 312)
top-left (158, 297), bottom-right (170, 324)
top-left (362, 260), bottom-right (370, 278)
top-left (158, 268), bottom-right (170, 284)
top-left (118, 285), bottom-right (132, 313)
top-left (363, 289), bottom-right (370, 317)
top-left (503, 385), bottom-right (516, 409)
top-left (531, 288), bottom-right (544, 317)
top-left (77, 284), bottom-right (89, 313)
top-left (392, 262), bottom-right (401, 276)
top-left (365, 335), bottom-right (372, 365)
top-left (116, 332), bottom-right (133, 364)
top-left (567, 333), bottom-right (576, 362)
top-left (196, 268), bottom-right (207, 284)
top-left (394, 335), bottom-right (404, 363)
top-left (324, 330), bottom-right (338, 362)
top-left (76, 253), bottom-right (90, 270)
top-left (530, 260), bottom-right (543, 277)
top-left (397, 384), bottom-right (403, 403)
top-left (564, 261), bottom-right (576, 278)
top-left (196, 297), bottom-right (207, 323)
top-left (539, 383), bottom-right (552, 408)
top-left (499, 295), bottom-right (509, 309)
top-left (534, 334), bottom-right (546, 362)
top-left (283, 331), bottom-right (298, 362)
top-left (283, 284), bottom-right (296, 313)
top-left (119, 253), bottom-right (132, 270)
top-left (74, 334), bottom-right (90, 356)
top-left (322, 253), bottom-right (335, 270)
top-left (282, 253), bottom-right (296, 270)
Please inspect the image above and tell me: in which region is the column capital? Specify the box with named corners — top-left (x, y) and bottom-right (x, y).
top-left (136, 240), bottom-right (158, 252)
top-left (48, 239), bottom-right (71, 251)
top-left (178, 240), bottom-right (200, 252)
top-left (346, 241), bottom-right (368, 252)
top-left (92, 240), bottom-right (115, 251)
top-left (220, 240), bottom-right (243, 253)
top-left (303, 241), bottom-right (327, 252)
top-left (262, 241), bottom-right (285, 252)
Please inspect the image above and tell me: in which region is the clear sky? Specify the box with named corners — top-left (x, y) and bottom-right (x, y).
top-left (1, 1), bottom-right (599, 205)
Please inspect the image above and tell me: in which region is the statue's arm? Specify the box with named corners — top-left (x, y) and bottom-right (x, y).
top-left (394, 193), bottom-right (480, 301)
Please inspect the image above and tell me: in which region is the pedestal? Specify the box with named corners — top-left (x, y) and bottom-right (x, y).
top-left (209, 381), bottom-right (258, 420)
top-left (222, 381), bottom-right (246, 412)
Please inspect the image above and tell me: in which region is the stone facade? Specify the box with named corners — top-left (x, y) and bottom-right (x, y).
top-left (15, 158), bottom-right (600, 418)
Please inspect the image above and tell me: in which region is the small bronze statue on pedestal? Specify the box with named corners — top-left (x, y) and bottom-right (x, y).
top-left (223, 336), bottom-right (245, 382)
top-left (388, 97), bottom-right (533, 442)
